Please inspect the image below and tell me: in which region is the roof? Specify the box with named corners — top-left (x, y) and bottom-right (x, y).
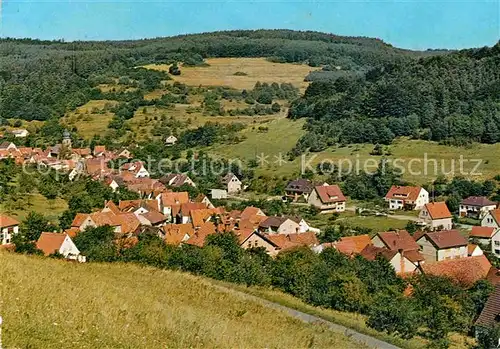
top-left (141, 211), bottom-right (168, 225)
top-left (335, 234), bottom-right (371, 255)
top-left (266, 232), bottom-right (319, 251)
top-left (314, 185), bottom-right (346, 204)
top-left (470, 226), bottom-right (496, 239)
top-left (422, 255), bottom-right (491, 287)
top-left (185, 222), bottom-right (218, 247)
top-left (424, 202), bottom-right (452, 220)
top-left (240, 206), bottom-right (265, 220)
top-left (385, 185), bottom-right (422, 201)
top-left (36, 233), bottom-right (68, 256)
top-left (71, 213), bottom-right (90, 228)
top-left (476, 283), bottom-right (500, 328)
top-left (488, 209), bottom-right (500, 225)
top-left (259, 216), bottom-right (289, 229)
top-left (94, 145), bottom-right (106, 154)
top-left (161, 173), bottom-right (192, 187)
top-left (190, 208), bottom-right (223, 228)
top-left (285, 179), bottom-right (314, 193)
top-left (64, 228), bottom-right (80, 238)
top-left (487, 268), bottom-right (500, 285)
top-left (420, 230), bottom-right (468, 249)
top-left (221, 172), bottom-right (239, 184)
top-left (468, 243), bottom-right (481, 256)
top-left (360, 245), bottom-right (398, 262)
top-left (114, 213), bottom-right (141, 234)
top-left (0, 215), bottom-right (19, 228)
top-left (404, 250), bottom-right (425, 263)
top-left (160, 191), bottom-right (189, 207)
top-left (180, 202), bottom-right (207, 217)
top-left (376, 230), bottom-right (420, 251)
top-left (103, 200), bottom-right (121, 215)
top-left (164, 224), bottom-right (194, 245)
top-left (461, 196), bottom-right (496, 207)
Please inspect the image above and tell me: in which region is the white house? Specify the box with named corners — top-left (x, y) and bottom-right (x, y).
top-left (481, 209), bottom-right (500, 229)
top-left (468, 244), bottom-right (484, 257)
top-left (121, 161), bottom-right (150, 178)
top-left (11, 128), bottom-right (29, 138)
top-left (0, 141), bottom-right (18, 151)
top-left (307, 184), bottom-right (346, 212)
top-left (415, 230), bottom-right (468, 263)
top-left (165, 135), bottom-right (178, 146)
top-left (36, 232), bottom-right (86, 262)
top-left (0, 215), bottom-right (20, 245)
top-left (469, 226), bottom-right (497, 246)
top-left (385, 185), bottom-right (429, 210)
top-left (418, 202), bottom-right (453, 231)
top-left (221, 173), bottom-right (242, 194)
top-left (459, 196), bottom-right (497, 219)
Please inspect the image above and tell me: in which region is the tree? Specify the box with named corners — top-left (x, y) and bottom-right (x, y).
top-left (20, 211), bottom-right (53, 241)
top-left (169, 63), bottom-right (181, 76)
top-left (271, 102), bottom-right (281, 113)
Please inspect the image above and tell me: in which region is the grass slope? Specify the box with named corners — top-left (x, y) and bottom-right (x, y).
top-left (62, 100), bottom-right (118, 140)
top-left (0, 252), bottom-right (362, 349)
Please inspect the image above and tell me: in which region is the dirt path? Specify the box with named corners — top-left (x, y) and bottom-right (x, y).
top-left (217, 285), bottom-right (401, 349)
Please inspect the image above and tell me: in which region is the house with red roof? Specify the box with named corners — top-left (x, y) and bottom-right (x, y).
top-left (36, 232), bottom-right (85, 262)
top-left (314, 234), bottom-right (371, 256)
top-left (237, 229), bottom-right (281, 256)
top-left (460, 196), bottom-right (496, 219)
top-left (384, 185), bottom-right (429, 210)
top-left (415, 230), bottom-right (468, 263)
top-left (481, 208), bottom-right (500, 229)
top-left (418, 202), bottom-right (453, 231)
top-left (307, 184), bottom-right (346, 212)
top-left (360, 245), bottom-right (422, 275)
top-left (470, 226), bottom-right (496, 246)
top-left (422, 254), bottom-right (491, 287)
top-left (0, 215), bottom-right (20, 245)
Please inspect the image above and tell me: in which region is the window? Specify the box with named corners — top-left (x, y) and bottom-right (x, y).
top-left (495, 249), bottom-right (500, 255)
top-left (495, 241), bottom-right (500, 246)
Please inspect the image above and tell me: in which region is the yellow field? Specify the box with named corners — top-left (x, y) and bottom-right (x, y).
top-left (143, 58), bottom-right (318, 91)
top-left (0, 252), bottom-right (362, 349)
top-left (62, 100), bottom-right (118, 139)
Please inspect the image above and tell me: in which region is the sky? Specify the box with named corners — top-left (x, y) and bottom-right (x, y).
top-left (0, 0), bottom-right (499, 50)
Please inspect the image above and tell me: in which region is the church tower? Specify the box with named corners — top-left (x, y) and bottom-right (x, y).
top-left (62, 129), bottom-right (72, 149)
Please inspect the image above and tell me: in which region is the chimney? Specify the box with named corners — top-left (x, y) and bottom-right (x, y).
top-left (399, 249), bottom-right (405, 274)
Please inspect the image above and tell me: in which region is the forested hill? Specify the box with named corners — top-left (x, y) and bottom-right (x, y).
top-left (0, 29), bottom-right (430, 122)
top-left (288, 42), bottom-right (500, 155)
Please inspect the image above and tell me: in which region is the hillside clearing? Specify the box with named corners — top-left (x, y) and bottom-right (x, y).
top-left (143, 58), bottom-right (318, 91)
top-left (0, 253), bottom-right (363, 349)
top-left (62, 100), bottom-right (118, 140)
top-left (0, 193), bottom-right (67, 224)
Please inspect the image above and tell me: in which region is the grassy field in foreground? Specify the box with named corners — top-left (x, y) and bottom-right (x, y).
top-left (0, 252), bottom-right (363, 349)
top-left (143, 58), bottom-right (318, 92)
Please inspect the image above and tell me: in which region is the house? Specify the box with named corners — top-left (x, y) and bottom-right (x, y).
top-left (221, 173), bottom-right (242, 194)
top-left (307, 184), bottom-right (346, 212)
top-left (238, 229), bottom-right (281, 256)
top-left (240, 206), bottom-right (266, 220)
top-left (259, 216), bottom-right (300, 234)
top-left (360, 245), bottom-right (421, 275)
top-left (0, 215), bottom-right (19, 245)
top-left (116, 148), bottom-right (131, 159)
top-left (165, 135), bottom-right (178, 146)
top-left (140, 211), bottom-right (168, 227)
top-left (475, 283), bottom-right (500, 342)
top-left (104, 176), bottom-right (120, 192)
top-left (93, 145), bottom-right (106, 157)
top-left (11, 128), bottom-right (29, 138)
top-left (194, 194), bottom-right (214, 209)
top-left (164, 223), bottom-right (194, 245)
top-left (372, 230), bottom-right (421, 252)
top-left (211, 189), bottom-right (228, 200)
top-left (415, 230), bottom-right (468, 262)
top-left (468, 244), bottom-right (484, 257)
top-left (481, 209), bottom-right (500, 229)
top-left (0, 141), bottom-right (18, 151)
top-left (285, 179), bottom-right (314, 202)
top-left (160, 173), bottom-right (196, 188)
top-left (36, 232), bottom-right (85, 262)
top-left (385, 185), bottom-right (429, 210)
top-left (157, 191), bottom-right (190, 217)
top-left (470, 226), bottom-right (497, 246)
top-left (460, 196), bottom-right (497, 219)
top-left (313, 234), bottom-right (371, 255)
top-left (418, 202), bottom-right (453, 231)
top-left (121, 161), bottom-right (149, 178)
top-left (266, 232), bottom-right (319, 254)
top-left (422, 255), bottom-right (491, 287)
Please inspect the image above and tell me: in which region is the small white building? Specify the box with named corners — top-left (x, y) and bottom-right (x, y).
top-left (165, 135), bottom-right (178, 146)
top-left (415, 230), bottom-right (468, 263)
top-left (11, 128), bottom-right (29, 138)
top-left (221, 173), bottom-right (242, 194)
top-left (211, 189), bottom-right (228, 200)
top-left (0, 215), bottom-right (20, 245)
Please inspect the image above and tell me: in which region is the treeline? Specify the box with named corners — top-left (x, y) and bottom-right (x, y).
top-left (288, 42), bottom-right (500, 154)
top-left (22, 225), bottom-right (493, 348)
top-left (0, 30), bottom-right (423, 122)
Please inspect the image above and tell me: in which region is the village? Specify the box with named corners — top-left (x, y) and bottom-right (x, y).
top-left (3, 129), bottom-right (500, 340)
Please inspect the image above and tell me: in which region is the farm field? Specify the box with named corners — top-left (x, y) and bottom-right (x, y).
top-left (0, 252), bottom-right (362, 349)
top-left (143, 57), bottom-right (318, 91)
top-left (61, 100), bottom-right (118, 140)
